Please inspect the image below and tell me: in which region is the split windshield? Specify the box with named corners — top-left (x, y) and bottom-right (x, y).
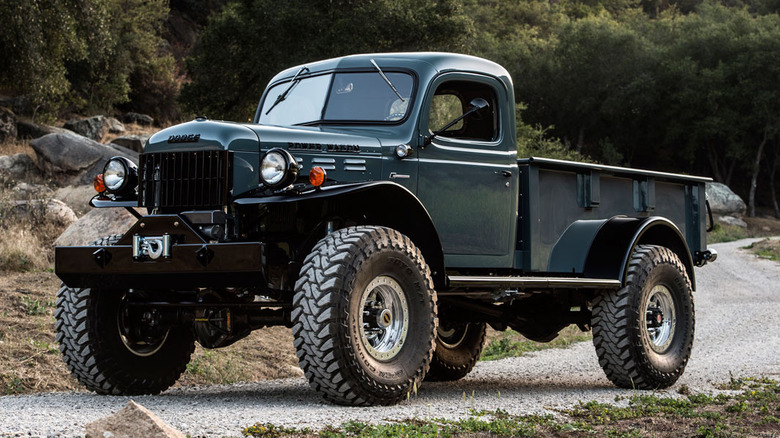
top-left (258, 71), bottom-right (414, 126)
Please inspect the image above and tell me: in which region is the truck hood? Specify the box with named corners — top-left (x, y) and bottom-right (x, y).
top-left (146, 119), bottom-right (384, 188)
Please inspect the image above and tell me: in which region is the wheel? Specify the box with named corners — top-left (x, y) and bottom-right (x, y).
top-left (55, 235), bottom-right (195, 395)
top-left (426, 321), bottom-right (486, 381)
top-left (592, 244), bottom-right (695, 389)
top-left (292, 226), bottom-right (437, 406)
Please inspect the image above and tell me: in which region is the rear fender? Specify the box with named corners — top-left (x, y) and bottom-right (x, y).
top-left (234, 181), bottom-right (446, 288)
top-left (549, 216), bottom-right (696, 290)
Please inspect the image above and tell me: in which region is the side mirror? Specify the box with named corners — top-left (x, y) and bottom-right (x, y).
top-left (469, 98), bottom-right (489, 111)
top-left (424, 98), bottom-right (491, 146)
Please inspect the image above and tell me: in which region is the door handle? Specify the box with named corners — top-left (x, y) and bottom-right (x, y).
top-left (495, 170), bottom-right (512, 178)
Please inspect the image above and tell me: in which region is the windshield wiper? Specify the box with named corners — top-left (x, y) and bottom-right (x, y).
top-left (265, 66), bottom-right (309, 115)
top-left (370, 59), bottom-right (404, 102)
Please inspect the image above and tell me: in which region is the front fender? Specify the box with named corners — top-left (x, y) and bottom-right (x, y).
top-left (234, 181), bottom-right (446, 288)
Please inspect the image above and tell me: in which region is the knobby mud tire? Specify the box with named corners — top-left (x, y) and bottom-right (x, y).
top-left (292, 226), bottom-right (437, 406)
top-left (425, 322), bottom-right (486, 382)
top-left (55, 235), bottom-right (195, 395)
top-left (592, 244), bottom-right (695, 389)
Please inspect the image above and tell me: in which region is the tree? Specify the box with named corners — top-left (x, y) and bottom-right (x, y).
top-left (181, 0), bottom-right (472, 120)
top-left (0, 0), bottom-right (83, 118)
top-left (0, 0), bottom-right (177, 121)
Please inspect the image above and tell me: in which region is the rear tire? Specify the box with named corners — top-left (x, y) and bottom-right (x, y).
top-left (55, 235), bottom-right (195, 395)
top-left (592, 244), bottom-right (694, 389)
top-left (426, 322), bottom-right (486, 381)
top-left (292, 226), bottom-right (437, 406)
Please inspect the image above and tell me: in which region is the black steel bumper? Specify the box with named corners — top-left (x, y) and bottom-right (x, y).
top-left (55, 215), bottom-right (266, 290)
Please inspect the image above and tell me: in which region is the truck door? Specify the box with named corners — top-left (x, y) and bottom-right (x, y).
top-left (416, 73), bottom-right (518, 268)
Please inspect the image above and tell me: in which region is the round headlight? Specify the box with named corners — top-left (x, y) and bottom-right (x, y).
top-left (260, 149), bottom-right (298, 188)
top-left (103, 157), bottom-right (137, 194)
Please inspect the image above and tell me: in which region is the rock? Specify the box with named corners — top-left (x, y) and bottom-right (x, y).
top-left (0, 106), bottom-right (17, 143)
top-left (106, 117), bottom-right (126, 134)
top-left (53, 184), bottom-right (96, 216)
top-left (55, 207), bottom-right (140, 246)
top-left (123, 112), bottom-right (154, 126)
top-left (10, 182), bottom-right (52, 200)
top-left (85, 400), bottom-right (185, 438)
top-left (717, 215), bottom-right (748, 228)
top-left (0, 96), bottom-right (30, 115)
top-left (64, 115), bottom-right (108, 142)
top-left (706, 182), bottom-right (747, 216)
top-left (9, 199), bottom-right (78, 226)
top-left (0, 153), bottom-right (38, 180)
top-left (29, 133), bottom-right (137, 186)
top-left (16, 119), bottom-right (71, 139)
top-left (111, 135), bottom-right (149, 153)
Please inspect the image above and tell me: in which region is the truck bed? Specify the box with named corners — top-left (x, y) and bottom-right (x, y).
top-left (514, 157), bottom-right (710, 273)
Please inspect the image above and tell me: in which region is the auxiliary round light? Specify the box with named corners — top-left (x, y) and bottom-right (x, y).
top-left (260, 148), bottom-right (299, 188)
top-left (93, 174), bottom-right (106, 193)
top-left (309, 166), bottom-right (327, 187)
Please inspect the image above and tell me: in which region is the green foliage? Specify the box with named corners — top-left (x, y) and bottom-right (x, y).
top-left (742, 238), bottom-right (780, 261)
top-left (707, 223), bottom-right (749, 243)
top-left (0, 0), bottom-right (176, 121)
top-left (481, 327), bottom-right (592, 361)
top-left (181, 0), bottom-right (473, 120)
top-left (242, 422), bottom-right (306, 437)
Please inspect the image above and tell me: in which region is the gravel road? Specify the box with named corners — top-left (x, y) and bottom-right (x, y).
top-left (1, 238), bottom-right (778, 437)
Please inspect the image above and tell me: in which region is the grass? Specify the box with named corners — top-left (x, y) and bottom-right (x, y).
top-left (742, 238), bottom-right (780, 262)
top-left (481, 326), bottom-right (592, 361)
top-left (240, 378), bottom-right (780, 437)
top-left (708, 222), bottom-right (751, 243)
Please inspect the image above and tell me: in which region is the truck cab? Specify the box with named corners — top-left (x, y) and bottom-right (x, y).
top-left (55, 53), bottom-right (715, 406)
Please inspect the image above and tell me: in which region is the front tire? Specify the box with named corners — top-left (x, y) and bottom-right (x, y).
top-left (426, 322), bottom-right (486, 382)
top-left (292, 226), bottom-right (437, 406)
top-left (55, 236), bottom-right (195, 395)
top-left (592, 244), bottom-right (695, 389)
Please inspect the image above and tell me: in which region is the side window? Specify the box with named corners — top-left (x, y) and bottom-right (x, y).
top-left (428, 80), bottom-right (498, 142)
top-left (430, 94), bottom-right (463, 132)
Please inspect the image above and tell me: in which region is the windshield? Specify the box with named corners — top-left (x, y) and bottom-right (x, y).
top-left (258, 71), bottom-right (414, 126)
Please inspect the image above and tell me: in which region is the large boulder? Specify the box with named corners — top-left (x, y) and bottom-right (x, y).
top-left (55, 207), bottom-right (140, 246)
top-left (111, 134), bottom-right (149, 153)
top-left (9, 199), bottom-right (78, 227)
top-left (53, 184), bottom-right (96, 216)
top-left (0, 106), bottom-right (17, 143)
top-left (85, 400), bottom-right (185, 438)
top-left (123, 112), bottom-right (154, 126)
top-left (10, 182), bottom-right (52, 200)
top-left (718, 215), bottom-right (748, 228)
top-left (106, 117), bottom-right (126, 134)
top-left (0, 153), bottom-right (39, 180)
top-left (706, 182), bottom-right (746, 216)
top-left (64, 115), bottom-right (108, 142)
top-left (29, 132), bottom-right (137, 186)
top-left (17, 119), bottom-right (71, 139)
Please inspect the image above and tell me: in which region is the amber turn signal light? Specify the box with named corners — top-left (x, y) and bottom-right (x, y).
top-left (93, 174), bottom-right (106, 193)
top-left (309, 166), bottom-right (327, 187)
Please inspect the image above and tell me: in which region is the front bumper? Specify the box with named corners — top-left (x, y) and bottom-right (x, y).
top-left (55, 215), bottom-right (265, 289)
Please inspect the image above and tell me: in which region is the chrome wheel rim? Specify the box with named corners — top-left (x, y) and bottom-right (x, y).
top-left (643, 285), bottom-right (676, 353)
top-left (118, 295), bottom-right (169, 357)
top-left (437, 324), bottom-right (468, 349)
top-left (359, 275), bottom-right (409, 361)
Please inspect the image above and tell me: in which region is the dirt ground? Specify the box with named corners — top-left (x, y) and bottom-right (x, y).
top-left (0, 271), bottom-right (301, 395)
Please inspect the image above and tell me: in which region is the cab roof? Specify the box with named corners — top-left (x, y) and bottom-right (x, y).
top-left (267, 52), bottom-right (512, 88)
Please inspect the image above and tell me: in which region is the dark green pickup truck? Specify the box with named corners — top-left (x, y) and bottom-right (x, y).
top-left (55, 52), bottom-right (716, 406)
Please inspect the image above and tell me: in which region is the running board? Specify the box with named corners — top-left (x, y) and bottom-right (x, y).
top-left (446, 276), bottom-right (622, 290)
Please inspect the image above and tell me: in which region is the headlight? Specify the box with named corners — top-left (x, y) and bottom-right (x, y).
top-left (103, 156), bottom-right (137, 194)
top-left (260, 148), bottom-right (299, 188)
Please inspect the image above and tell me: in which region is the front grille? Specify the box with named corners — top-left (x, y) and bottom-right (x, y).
top-left (139, 150), bottom-right (231, 211)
